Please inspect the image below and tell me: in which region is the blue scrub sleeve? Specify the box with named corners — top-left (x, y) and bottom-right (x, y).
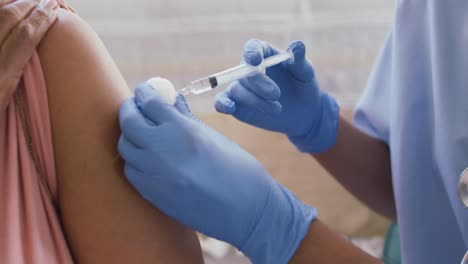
top-left (353, 33), bottom-right (393, 145)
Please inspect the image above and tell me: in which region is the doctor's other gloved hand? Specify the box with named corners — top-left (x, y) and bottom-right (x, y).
top-left (119, 83), bottom-right (317, 264)
top-left (215, 39), bottom-right (339, 153)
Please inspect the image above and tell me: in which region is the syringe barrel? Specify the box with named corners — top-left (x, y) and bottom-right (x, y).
top-left (181, 50), bottom-right (294, 95)
top-left (263, 49), bottom-right (294, 68)
top-left (213, 64), bottom-right (260, 87)
top-left (214, 50), bottom-right (294, 87)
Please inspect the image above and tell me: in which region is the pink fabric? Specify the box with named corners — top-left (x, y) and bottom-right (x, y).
top-left (0, 53), bottom-right (73, 263)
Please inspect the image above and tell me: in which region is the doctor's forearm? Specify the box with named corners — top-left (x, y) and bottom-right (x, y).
top-left (290, 220), bottom-right (383, 264)
top-left (313, 116), bottom-right (396, 219)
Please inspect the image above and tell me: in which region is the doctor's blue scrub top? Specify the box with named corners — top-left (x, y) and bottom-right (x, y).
top-left (353, 0), bottom-right (468, 263)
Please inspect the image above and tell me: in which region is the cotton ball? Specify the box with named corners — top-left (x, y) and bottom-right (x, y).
top-left (146, 77), bottom-right (178, 105)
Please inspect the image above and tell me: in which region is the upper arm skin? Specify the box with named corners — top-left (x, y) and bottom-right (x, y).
top-left (37, 10), bottom-right (203, 263)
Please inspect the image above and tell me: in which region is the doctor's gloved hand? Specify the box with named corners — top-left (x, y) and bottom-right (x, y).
top-left (119, 83), bottom-right (317, 264)
top-left (215, 39), bottom-right (339, 153)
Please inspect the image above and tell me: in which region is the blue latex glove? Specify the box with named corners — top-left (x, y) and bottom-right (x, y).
top-left (215, 39), bottom-right (339, 153)
top-left (119, 83), bottom-right (317, 264)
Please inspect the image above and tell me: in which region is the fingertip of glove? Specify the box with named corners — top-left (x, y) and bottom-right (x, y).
top-left (289, 40), bottom-right (306, 59)
top-left (119, 97), bottom-right (136, 115)
top-left (215, 94), bottom-right (237, 114)
top-left (117, 135), bottom-right (127, 155)
top-left (135, 82), bottom-right (160, 108)
top-left (261, 101), bottom-right (282, 115)
top-left (175, 93), bottom-right (188, 105)
top-left (244, 39), bottom-right (264, 66)
top-left (270, 101), bottom-right (283, 114)
top-left (119, 98), bottom-right (137, 127)
top-left (124, 163), bottom-right (142, 183)
top-left (174, 93), bottom-right (195, 118)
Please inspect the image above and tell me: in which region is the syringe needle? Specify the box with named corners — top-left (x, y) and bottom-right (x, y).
top-left (178, 86), bottom-right (191, 95)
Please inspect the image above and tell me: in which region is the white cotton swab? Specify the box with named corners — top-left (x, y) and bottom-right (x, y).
top-left (146, 77), bottom-right (178, 105)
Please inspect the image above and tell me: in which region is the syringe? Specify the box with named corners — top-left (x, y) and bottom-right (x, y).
top-left (179, 49), bottom-right (294, 95)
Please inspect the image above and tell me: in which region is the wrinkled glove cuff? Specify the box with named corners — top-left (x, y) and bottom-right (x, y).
top-left (240, 183), bottom-right (317, 264)
top-left (288, 93), bottom-right (339, 154)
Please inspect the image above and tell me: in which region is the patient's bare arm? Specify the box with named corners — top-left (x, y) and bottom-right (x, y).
top-left (38, 10), bottom-right (203, 263)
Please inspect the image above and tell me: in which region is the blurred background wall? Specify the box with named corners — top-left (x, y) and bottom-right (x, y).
top-left (66, 0), bottom-right (395, 111)
top-left (65, 0), bottom-right (396, 261)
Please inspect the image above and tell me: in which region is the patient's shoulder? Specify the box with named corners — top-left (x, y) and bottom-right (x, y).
top-left (37, 8), bottom-right (130, 132)
top-left (38, 9), bottom-right (106, 68)
top-left (37, 8), bottom-right (129, 91)
top-left (40, 8), bottom-right (88, 43)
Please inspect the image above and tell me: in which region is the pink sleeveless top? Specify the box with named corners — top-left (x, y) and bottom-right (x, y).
top-left (0, 53), bottom-right (73, 263)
